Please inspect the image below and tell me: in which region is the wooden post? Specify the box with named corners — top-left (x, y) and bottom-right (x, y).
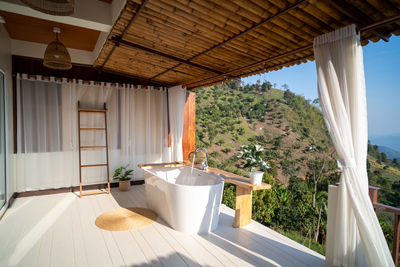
top-left (394, 214), bottom-right (400, 267)
top-left (368, 185), bottom-right (380, 204)
top-left (182, 92), bottom-right (196, 161)
top-left (233, 187), bottom-right (253, 228)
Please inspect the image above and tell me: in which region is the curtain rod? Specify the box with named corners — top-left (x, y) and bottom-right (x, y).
top-left (14, 73), bottom-right (167, 90)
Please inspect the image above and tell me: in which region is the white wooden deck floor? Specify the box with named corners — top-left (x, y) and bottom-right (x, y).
top-left (0, 185), bottom-right (324, 267)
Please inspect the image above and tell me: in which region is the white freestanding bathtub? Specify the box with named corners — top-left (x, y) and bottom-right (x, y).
top-left (142, 165), bottom-right (224, 234)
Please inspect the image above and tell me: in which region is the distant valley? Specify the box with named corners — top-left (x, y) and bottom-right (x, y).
top-left (377, 145), bottom-right (400, 160)
top-left (370, 135), bottom-right (400, 152)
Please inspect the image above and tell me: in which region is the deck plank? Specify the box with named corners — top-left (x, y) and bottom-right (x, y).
top-left (0, 185), bottom-right (325, 267)
top-left (91, 196), bottom-right (126, 267)
top-left (35, 223), bottom-right (53, 267)
top-left (77, 196), bottom-right (114, 267)
top-left (50, 198), bottom-right (75, 267)
top-left (122, 188), bottom-right (191, 267)
top-left (70, 197), bottom-right (89, 267)
top-left (128, 187), bottom-right (201, 266)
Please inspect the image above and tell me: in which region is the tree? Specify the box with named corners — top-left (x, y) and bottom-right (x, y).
top-left (236, 127), bottom-right (245, 135)
top-left (312, 99), bottom-right (319, 106)
top-left (306, 158), bottom-right (336, 241)
top-left (283, 89), bottom-right (295, 102)
top-left (207, 125), bottom-right (218, 144)
top-left (256, 79), bottom-right (261, 91)
top-left (281, 83), bottom-right (289, 90)
top-left (381, 152), bottom-right (388, 163)
top-left (261, 81), bottom-right (272, 92)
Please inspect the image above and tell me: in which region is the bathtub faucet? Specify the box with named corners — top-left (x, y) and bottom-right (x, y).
top-left (195, 147), bottom-right (209, 170)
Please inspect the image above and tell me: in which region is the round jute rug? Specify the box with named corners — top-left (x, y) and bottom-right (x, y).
top-left (95, 207), bottom-right (157, 231)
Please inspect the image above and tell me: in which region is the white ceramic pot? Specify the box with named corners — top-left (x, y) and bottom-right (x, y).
top-left (250, 171), bottom-right (264, 185)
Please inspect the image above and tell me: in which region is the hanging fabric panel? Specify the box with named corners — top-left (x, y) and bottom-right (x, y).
top-left (15, 74), bottom-right (169, 191)
top-left (168, 85), bottom-right (186, 162)
top-left (314, 25), bottom-right (394, 267)
top-left (120, 85), bottom-right (168, 178)
top-left (16, 74), bottom-right (77, 190)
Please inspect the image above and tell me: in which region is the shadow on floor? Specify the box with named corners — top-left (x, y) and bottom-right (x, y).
top-left (111, 187), bottom-right (324, 266)
top-left (131, 252), bottom-right (207, 267)
top-left (202, 212), bottom-right (325, 267)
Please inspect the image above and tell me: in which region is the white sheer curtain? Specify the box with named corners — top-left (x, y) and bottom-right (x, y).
top-left (168, 85), bottom-right (186, 162)
top-left (16, 74), bottom-right (168, 191)
top-left (62, 80), bottom-right (120, 186)
top-left (314, 25), bottom-right (394, 267)
top-left (16, 74), bottom-right (78, 190)
top-left (120, 85), bottom-right (168, 178)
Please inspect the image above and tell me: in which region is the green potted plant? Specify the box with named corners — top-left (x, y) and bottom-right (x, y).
top-left (113, 165), bottom-right (133, 191)
top-left (236, 144), bottom-right (269, 185)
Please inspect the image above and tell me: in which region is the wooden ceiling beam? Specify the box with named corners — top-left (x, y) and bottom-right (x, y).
top-left (111, 36), bottom-right (224, 75)
top-left (100, 0), bottom-right (149, 69)
top-left (185, 14), bottom-right (400, 89)
top-left (327, 0), bottom-right (390, 42)
top-left (360, 14), bottom-right (400, 33)
top-left (189, 54), bottom-right (314, 89)
top-left (149, 0), bottom-right (309, 80)
top-left (184, 44), bottom-right (313, 88)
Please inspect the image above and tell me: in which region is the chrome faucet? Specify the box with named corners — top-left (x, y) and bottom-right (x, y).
top-left (195, 147), bottom-right (209, 170)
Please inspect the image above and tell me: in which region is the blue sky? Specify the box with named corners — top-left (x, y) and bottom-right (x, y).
top-left (242, 36), bottom-right (400, 138)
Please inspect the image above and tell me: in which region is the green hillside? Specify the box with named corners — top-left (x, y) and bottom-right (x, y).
top-left (196, 81), bottom-right (334, 183)
top-left (195, 81), bottom-right (400, 256)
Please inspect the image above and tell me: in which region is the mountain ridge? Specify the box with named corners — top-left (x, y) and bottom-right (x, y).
top-left (371, 135), bottom-right (400, 152)
top-left (378, 145), bottom-right (400, 160)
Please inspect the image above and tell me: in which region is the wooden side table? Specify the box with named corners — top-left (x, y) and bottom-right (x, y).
top-left (205, 167), bottom-right (271, 228)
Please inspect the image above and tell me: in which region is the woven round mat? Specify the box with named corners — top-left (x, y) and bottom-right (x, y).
top-left (95, 207), bottom-right (157, 231)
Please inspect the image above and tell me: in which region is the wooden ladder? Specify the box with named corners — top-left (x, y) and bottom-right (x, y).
top-left (77, 101), bottom-right (110, 197)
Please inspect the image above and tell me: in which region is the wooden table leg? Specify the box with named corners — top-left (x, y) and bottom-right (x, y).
top-left (233, 186), bottom-right (253, 228)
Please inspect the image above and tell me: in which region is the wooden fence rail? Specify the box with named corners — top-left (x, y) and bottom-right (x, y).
top-left (369, 186), bottom-right (400, 266)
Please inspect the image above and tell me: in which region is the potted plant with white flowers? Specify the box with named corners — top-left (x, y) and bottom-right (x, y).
top-left (113, 165), bottom-right (133, 191)
top-left (237, 144), bottom-right (269, 185)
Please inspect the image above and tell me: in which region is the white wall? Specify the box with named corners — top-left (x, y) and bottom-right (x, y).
top-left (0, 24), bottom-right (15, 202)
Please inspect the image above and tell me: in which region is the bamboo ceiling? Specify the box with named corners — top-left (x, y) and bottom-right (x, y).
top-left (94, 0), bottom-right (400, 89)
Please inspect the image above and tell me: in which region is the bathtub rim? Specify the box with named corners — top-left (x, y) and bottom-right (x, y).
top-left (140, 164), bottom-right (225, 188)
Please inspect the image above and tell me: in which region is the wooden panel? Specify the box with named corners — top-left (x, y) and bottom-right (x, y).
top-left (393, 214), bottom-right (400, 266)
top-left (182, 91), bottom-right (196, 161)
top-left (0, 11), bottom-right (100, 51)
top-left (94, 0), bottom-right (400, 88)
top-left (12, 56), bottom-right (167, 86)
top-left (233, 186), bottom-right (253, 228)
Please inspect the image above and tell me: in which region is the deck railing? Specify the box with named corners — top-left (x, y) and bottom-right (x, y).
top-left (369, 186), bottom-right (400, 266)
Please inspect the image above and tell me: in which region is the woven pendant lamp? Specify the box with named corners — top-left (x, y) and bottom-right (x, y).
top-left (43, 27), bottom-right (72, 70)
top-left (21, 0), bottom-right (74, 16)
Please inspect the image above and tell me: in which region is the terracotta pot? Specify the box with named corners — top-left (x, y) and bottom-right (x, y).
top-left (250, 171), bottom-right (264, 185)
top-left (119, 180), bottom-right (131, 191)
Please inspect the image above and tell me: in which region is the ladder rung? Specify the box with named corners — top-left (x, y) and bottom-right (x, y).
top-left (78, 109), bottom-right (106, 113)
top-left (80, 128), bottom-right (106, 131)
top-left (80, 146), bottom-right (107, 149)
top-left (81, 164), bottom-right (108, 168)
top-left (80, 189), bottom-right (109, 196)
